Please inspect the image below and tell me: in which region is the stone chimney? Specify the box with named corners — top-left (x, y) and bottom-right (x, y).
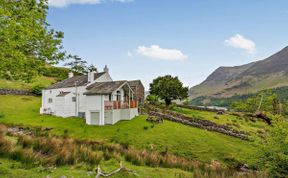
top-left (88, 71), bottom-right (96, 83)
top-left (103, 65), bottom-right (109, 73)
top-left (68, 72), bottom-right (74, 78)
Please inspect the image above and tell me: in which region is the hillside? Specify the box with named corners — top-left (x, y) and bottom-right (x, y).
top-left (0, 95), bottom-right (257, 164)
top-left (190, 46), bottom-right (288, 100)
top-left (0, 77), bottom-right (56, 90)
top-left (0, 94), bottom-right (268, 177)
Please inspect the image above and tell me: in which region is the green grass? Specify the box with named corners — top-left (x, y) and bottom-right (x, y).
top-left (0, 76), bottom-right (56, 90)
top-left (0, 95), bottom-right (259, 165)
top-left (0, 157), bottom-right (193, 178)
top-left (172, 107), bottom-right (267, 134)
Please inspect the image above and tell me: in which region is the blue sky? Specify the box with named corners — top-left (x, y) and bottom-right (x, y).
top-left (47, 0), bottom-right (288, 89)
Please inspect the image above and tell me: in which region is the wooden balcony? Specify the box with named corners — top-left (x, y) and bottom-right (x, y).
top-left (105, 100), bottom-right (137, 110)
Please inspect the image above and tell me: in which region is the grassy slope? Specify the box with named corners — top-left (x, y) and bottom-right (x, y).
top-left (0, 76), bottom-right (56, 90)
top-left (0, 158), bottom-right (193, 178)
top-left (0, 95), bottom-right (258, 165)
top-left (172, 107), bottom-right (266, 134)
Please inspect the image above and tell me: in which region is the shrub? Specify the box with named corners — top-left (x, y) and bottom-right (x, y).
top-left (31, 85), bottom-right (45, 96)
top-left (0, 136), bottom-right (12, 155)
top-left (0, 124), bottom-right (7, 135)
top-left (119, 141), bottom-right (129, 149)
top-left (143, 126), bottom-right (149, 130)
top-left (255, 118), bottom-right (288, 177)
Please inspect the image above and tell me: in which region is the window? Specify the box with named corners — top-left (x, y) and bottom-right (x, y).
top-left (72, 97), bottom-right (76, 102)
top-left (109, 94), bottom-right (112, 101)
top-left (116, 91), bottom-right (121, 101)
top-left (48, 98), bottom-right (53, 103)
top-left (49, 90), bottom-right (52, 94)
top-left (78, 112), bottom-right (85, 119)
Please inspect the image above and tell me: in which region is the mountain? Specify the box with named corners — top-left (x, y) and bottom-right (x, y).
top-left (190, 46), bottom-right (288, 100)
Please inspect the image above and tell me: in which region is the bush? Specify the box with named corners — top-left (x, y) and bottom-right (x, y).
top-left (0, 137), bottom-right (12, 155)
top-left (255, 118), bottom-right (288, 177)
top-left (31, 85), bottom-right (45, 96)
top-left (146, 94), bottom-right (160, 105)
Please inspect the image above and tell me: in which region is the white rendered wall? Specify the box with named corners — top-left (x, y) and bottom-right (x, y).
top-left (96, 73), bottom-right (113, 82)
top-left (85, 95), bottom-right (104, 125)
top-left (40, 86), bottom-right (86, 117)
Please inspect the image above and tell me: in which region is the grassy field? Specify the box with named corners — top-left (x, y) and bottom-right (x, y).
top-left (172, 107), bottom-right (266, 134)
top-left (0, 157), bottom-right (194, 178)
top-left (0, 77), bottom-right (56, 90)
top-left (0, 95), bottom-right (259, 165)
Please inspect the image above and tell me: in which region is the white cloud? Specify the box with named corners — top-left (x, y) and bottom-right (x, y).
top-left (225, 34), bottom-right (256, 53)
top-left (136, 45), bottom-right (187, 61)
top-left (48, 0), bottom-right (133, 7)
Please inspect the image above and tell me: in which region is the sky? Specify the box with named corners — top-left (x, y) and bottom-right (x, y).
top-left (47, 0), bottom-right (288, 89)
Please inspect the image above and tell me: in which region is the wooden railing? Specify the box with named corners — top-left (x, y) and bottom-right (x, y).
top-left (105, 100), bottom-right (137, 110)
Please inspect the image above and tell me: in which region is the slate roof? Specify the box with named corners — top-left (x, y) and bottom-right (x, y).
top-left (56, 92), bottom-right (71, 97)
top-left (84, 81), bottom-right (127, 95)
top-left (128, 80), bottom-right (143, 87)
top-left (47, 72), bottom-right (106, 89)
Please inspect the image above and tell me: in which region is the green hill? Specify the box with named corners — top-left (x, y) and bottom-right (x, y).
top-left (0, 76), bottom-right (56, 90)
top-left (190, 46), bottom-right (288, 99)
top-left (0, 94), bottom-right (267, 177)
top-left (0, 95), bottom-right (257, 164)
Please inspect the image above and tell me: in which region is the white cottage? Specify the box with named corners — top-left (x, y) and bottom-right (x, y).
top-left (40, 66), bottom-right (139, 125)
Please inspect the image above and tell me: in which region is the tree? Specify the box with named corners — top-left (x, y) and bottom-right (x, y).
top-left (87, 64), bottom-right (97, 72)
top-left (65, 55), bottom-right (88, 74)
top-left (231, 90), bottom-right (282, 115)
top-left (149, 75), bottom-right (188, 106)
top-left (146, 94), bottom-right (159, 105)
top-left (255, 116), bottom-right (288, 177)
top-left (0, 0), bottom-right (66, 82)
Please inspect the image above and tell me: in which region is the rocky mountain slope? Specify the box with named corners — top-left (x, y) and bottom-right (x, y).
top-left (190, 46), bottom-right (288, 99)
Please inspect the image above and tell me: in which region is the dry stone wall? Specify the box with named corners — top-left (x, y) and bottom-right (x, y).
top-left (149, 110), bottom-right (249, 140)
top-left (0, 89), bottom-right (34, 96)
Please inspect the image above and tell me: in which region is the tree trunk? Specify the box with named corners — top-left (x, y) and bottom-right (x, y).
top-left (165, 99), bottom-right (171, 107)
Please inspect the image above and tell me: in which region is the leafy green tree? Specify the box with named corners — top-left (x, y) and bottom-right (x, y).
top-left (87, 64), bottom-right (97, 72)
top-left (146, 94), bottom-right (159, 105)
top-left (231, 90), bottom-right (282, 114)
top-left (65, 55), bottom-right (88, 74)
top-left (255, 116), bottom-right (288, 177)
top-left (0, 0), bottom-right (66, 82)
top-left (149, 75), bottom-right (188, 106)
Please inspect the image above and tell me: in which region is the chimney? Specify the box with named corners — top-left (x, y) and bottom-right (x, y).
top-left (88, 71), bottom-right (96, 83)
top-left (103, 65), bottom-right (109, 73)
top-left (68, 72), bottom-right (74, 78)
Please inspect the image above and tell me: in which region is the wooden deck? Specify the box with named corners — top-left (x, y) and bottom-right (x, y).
top-left (104, 100), bottom-right (137, 110)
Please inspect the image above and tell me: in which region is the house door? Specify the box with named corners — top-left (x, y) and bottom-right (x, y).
top-left (91, 112), bottom-right (100, 125)
top-left (104, 111), bottom-right (113, 124)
